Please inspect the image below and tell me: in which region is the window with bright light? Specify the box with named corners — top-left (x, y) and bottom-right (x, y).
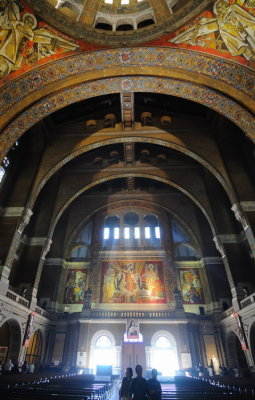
top-left (134, 227), bottom-right (140, 239)
top-left (0, 166), bottom-right (5, 184)
top-left (121, 0), bottom-right (129, 4)
top-left (96, 335), bottom-right (111, 348)
top-left (104, 227), bottom-right (110, 240)
top-left (114, 227), bottom-right (120, 240)
top-left (145, 226), bottom-right (151, 239)
top-left (124, 227), bottom-right (130, 239)
top-left (155, 226), bottom-right (160, 239)
top-left (105, 0), bottom-right (113, 3)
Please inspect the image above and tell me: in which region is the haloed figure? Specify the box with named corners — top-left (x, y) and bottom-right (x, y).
top-left (119, 367), bottom-right (133, 400)
top-left (148, 369), bottom-right (162, 400)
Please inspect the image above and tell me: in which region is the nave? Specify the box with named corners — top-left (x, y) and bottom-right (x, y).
top-left (1, 375), bottom-right (255, 400)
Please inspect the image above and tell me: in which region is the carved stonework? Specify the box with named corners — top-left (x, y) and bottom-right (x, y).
top-left (41, 239), bottom-right (53, 260)
top-left (17, 208), bottom-right (33, 235)
top-left (213, 236), bottom-right (226, 258)
top-left (231, 203), bottom-right (248, 230)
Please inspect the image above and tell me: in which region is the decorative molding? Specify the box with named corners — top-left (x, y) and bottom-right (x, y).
top-left (202, 257), bottom-right (223, 265)
top-left (240, 201), bottom-right (255, 212)
top-left (0, 207), bottom-right (25, 217)
top-left (21, 237), bottom-right (47, 246)
top-left (218, 233), bottom-right (246, 244)
top-left (44, 258), bottom-right (65, 266)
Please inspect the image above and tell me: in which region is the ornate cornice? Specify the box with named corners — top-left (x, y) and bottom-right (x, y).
top-left (26, 0), bottom-right (211, 46)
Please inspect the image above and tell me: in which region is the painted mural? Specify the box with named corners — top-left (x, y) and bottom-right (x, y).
top-left (100, 261), bottom-right (166, 304)
top-left (64, 269), bottom-right (87, 304)
top-left (149, 0), bottom-right (255, 69)
top-left (179, 268), bottom-right (204, 304)
top-left (0, 0), bottom-right (104, 83)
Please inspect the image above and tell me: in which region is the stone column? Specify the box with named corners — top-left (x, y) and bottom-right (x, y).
top-left (79, 0), bottom-right (101, 25)
top-left (150, 0), bottom-right (172, 22)
top-left (213, 235), bottom-right (245, 311)
top-left (30, 238), bottom-right (53, 309)
top-left (0, 208), bottom-right (33, 295)
top-left (232, 202), bottom-right (255, 260)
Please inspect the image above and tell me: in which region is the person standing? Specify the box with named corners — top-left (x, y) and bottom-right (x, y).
top-left (4, 359), bottom-right (13, 374)
top-left (148, 369), bottom-right (162, 400)
top-left (119, 368), bottom-right (133, 400)
top-left (129, 365), bottom-right (149, 400)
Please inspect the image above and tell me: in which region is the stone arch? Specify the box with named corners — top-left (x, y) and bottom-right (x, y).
top-left (0, 48), bottom-right (254, 159)
top-left (27, 136), bottom-right (236, 210)
top-left (89, 330), bottom-right (117, 374)
top-left (150, 330), bottom-right (179, 375)
top-left (0, 318), bottom-right (22, 363)
top-left (63, 199), bottom-right (203, 260)
top-left (48, 173), bottom-right (217, 242)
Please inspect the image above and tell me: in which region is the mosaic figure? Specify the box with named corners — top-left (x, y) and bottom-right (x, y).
top-left (169, 0), bottom-right (255, 60)
top-left (179, 268), bottom-right (203, 304)
top-left (0, 0), bottom-right (79, 78)
top-left (100, 261), bottom-right (166, 304)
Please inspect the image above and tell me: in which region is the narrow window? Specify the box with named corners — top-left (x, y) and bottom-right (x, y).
top-left (114, 227), bottom-right (120, 240)
top-left (155, 226), bottom-right (161, 239)
top-left (134, 227), bottom-right (140, 239)
top-left (124, 227), bottom-right (130, 239)
top-left (104, 227), bottom-right (110, 240)
top-left (145, 227), bottom-right (151, 239)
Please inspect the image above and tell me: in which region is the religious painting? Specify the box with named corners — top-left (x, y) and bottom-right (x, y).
top-left (0, 0), bottom-right (80, 80)
top-left (127, 319), bottom-right (139, 339)
top-left (64, 269), bottom-right (87, 304)
top-left (179, 268), bottom-right (204, 304)
top-left (147, 0), bottom-right (255, 69)
top-left (100, 261), bottom-right (166, 304)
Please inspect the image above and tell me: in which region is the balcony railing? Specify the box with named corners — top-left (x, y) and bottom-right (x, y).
top-left (35, 306), bottom-right (49, 319)
top-left (240, 292), bottom-right (255, 309)
top-left (6, 289), bottom-right (29, 308)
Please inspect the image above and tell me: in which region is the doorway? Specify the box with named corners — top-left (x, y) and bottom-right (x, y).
top-left (122, 342), bottom-right (146, 377)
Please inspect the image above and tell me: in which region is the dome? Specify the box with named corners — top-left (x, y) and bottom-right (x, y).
top-left (26, 0), bottom-right (211, 46)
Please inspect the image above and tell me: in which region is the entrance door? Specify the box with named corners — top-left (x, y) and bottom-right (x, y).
top-left (122, 342), bottom-right (146, 376)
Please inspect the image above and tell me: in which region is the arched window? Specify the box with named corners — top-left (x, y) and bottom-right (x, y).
top-left (144, 215), bottom-right (160, 246)
top-left (172, 220), bottom-right (189, 243)
top-left (103, 216), bottom-right (120, 243)
top-left (151, 333), bottom-right (179, 376)
top-left (69, 221), bottom-right (92, 260)
top-left (175, 245), bottom-right (197, 260)
top-left (90, 333), bottom-right (116, 374)
top-left (124, 212), bottom-right (139, 246)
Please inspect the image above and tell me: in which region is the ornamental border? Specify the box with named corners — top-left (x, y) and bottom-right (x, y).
top-left (0, 76), bottom-right (254, 163)
top-left (0, 47), bottom-right (254, 117)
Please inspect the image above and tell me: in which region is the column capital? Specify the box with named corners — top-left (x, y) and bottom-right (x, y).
top-left (213, 236), bottom-right (226, 258)
top-left (231, 203), bottom-right (248, 230)
top-left (17, 207), bottom-right (33, 234)
top-left (41, 238), bottom-right (53, 260)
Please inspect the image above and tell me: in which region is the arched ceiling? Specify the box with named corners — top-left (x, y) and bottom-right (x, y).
top-left (26, 0), bottom-right (212, 46)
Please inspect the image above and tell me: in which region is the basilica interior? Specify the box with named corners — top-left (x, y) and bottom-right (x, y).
top-left (0, 0), bottom-right (255, 379)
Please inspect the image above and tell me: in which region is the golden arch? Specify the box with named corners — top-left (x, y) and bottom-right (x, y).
top-left (0, 49), bottom-right (254, 160)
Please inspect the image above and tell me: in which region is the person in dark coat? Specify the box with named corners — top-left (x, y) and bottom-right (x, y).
top-left (119, 367), bottom-right (133, 400)
top-left (129, 365), bottom-right (149, 400)
top-left (147, 369), bottom-right (162, 400)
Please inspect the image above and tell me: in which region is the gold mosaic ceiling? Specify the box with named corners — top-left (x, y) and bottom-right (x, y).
top-left (26, 0), bottom-right (213, 46)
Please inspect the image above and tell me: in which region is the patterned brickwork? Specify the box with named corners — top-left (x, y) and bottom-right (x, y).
top-left (0, 76), bottom-right (254, 164)
top-left (0, 47), bottom-right (254, 118)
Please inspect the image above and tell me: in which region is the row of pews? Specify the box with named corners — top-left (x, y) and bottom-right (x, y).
top-left (1, 374), bottom-right (255, 400)
top-left (161, 377), bottom-right (255, 399)
top-left (0, 374), bottom-right (116, 400)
